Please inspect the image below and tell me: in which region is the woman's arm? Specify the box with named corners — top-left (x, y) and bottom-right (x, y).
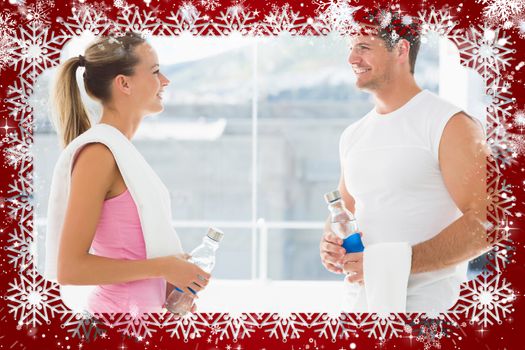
top-left (57, 143), bottom-right (209, 293)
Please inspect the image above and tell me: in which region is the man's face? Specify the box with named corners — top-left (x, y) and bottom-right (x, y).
top-left (348, 34), bottom-right (396, 92)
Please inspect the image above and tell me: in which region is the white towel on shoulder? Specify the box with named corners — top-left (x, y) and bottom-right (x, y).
top-left (44, 123), bottom-right (183, 282)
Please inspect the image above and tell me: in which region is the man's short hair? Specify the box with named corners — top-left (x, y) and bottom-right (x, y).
top-left (354, 7), bottom-right (421, 74)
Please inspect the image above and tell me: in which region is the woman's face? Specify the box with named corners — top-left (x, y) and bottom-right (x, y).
top-left (128, 42), bottom-right (170, 116)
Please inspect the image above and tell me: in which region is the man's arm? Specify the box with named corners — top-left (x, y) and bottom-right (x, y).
top-left (411, 112), bottom-right (492, 273)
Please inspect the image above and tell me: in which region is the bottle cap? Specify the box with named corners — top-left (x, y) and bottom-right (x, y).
top-left (207, 227), bottom-right (224, 242)
top-left (324, 190), bottom-right (341, 203)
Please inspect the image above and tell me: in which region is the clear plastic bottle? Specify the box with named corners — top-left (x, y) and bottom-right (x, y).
top-left (164, 227), bottom-right (224, 315)
top-left (324, 190), bottom-right (364, 253)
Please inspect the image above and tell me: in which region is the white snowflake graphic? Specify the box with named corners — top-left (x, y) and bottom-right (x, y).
top-left (6, 228), bottom-right (35, 272)
top-left (513, 109), bottom-right (525, 132)
top-left (61, 311), bottom-right (107, 341)
top-left (10, 22), bottom-right (68, 83)
top-left (0, 13), bottom-right (17, 71)
top-left (209, 312), bottom-right (260, 340)
top-left (260, 313), bottom-right (310, 341)
top-left (486, 235), bottom-right (516, 272)
top-left (310, 312), bottom-right (359, 340)
top-left (450, 25), bottom-right (514, 80)
top-left (99, 311), bottom-right (161, 339)
top-left (479, 0), bottom-right (525, 25)
top-left (163, 312), bottom-right (210, 340)
top-left (358, 313), bottom-right (406, 340)
top-left (17, 0), bottom-right (54, 28)
top-left (116, 4), bottom-right (162, 36)
top-left (211, 5), bottom-right (258, 35)
top-left (199, 0), bottom-right (220, 12)
top-left (162, 5), bottom-right (207, 35)
top-left (486, 78), bottom-right (514, 126)
top-left (260, 4), bottom-right (308, 34)
top-left (315, 0), bottom-right (361, 35)
top-left (6, 268), bottom-right (65, 327)
top-left (418, 7), bottom-right (457, 44)
top-left (3, 138), bottom-right (32, 169)
top-left (4, 80), bottom-right (30, 120)
top-left (59, 4), bottom-right (114, 37)
top-left (453, 270), bottom-right (515, 327)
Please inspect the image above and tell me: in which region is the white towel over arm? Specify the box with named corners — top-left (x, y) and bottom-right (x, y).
top-left (362, 242), bottom-right (412, 313)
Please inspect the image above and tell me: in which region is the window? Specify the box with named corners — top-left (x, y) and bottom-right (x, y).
top-left (34, 32), bottom-right (483, 312)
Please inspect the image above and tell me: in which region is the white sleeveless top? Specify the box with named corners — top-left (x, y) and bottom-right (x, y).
top-left (339, 90), bottom-right (469, 313)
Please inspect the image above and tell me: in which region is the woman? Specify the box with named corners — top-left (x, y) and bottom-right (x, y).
top-left (45, 32), bottom-right (209, 314)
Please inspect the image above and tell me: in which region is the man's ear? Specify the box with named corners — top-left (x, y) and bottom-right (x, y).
top-left (114, 74), bottom-right (132, 96)
top-left (396, 39), bottom-right (411, 66)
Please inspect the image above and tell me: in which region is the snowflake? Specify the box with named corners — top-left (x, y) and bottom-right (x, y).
top-left (103, 311), bottom-right (162, 340)
top-left (3, 139), bottom-right (32, 169)
top-left (415, 320), bottom-right (443, 350)
top-left (211, 5), bottom-right (258, 35)
top-left (61, 311), bottom-right (107, 341)
top-left (315, 0), bottom-right (361, 35)
top-left (487, 122), bottom-right (517, 168)
top-left (486, 78), bottom-right (514, 126)
top-left (6, 186), bottom-right (33, 222)
top-left (310, 312), bottom-right (358, 340)
top-left (418, 7), bottom-right (457, 45)
top-left (359, 313), bottom-right (406, 340)
top-left (487, 178), bottom-right (516, 226)
top-left (485, 235), bottom-right (516, 272)
top-left (59, 4), bottom-right (114, 37)
top-left (18, 0), bottom-right (53, 28)
top-left (0, 31), bottom-right (16, 71)
top-left (4, 80), bottom-right (31, 119)
top-left (162, 5), bottom-right (206, 35)
top-left (0, 13), bottom-right (17, 36)
top-left (260, 313), bottom-right (310, 341)
top-left (513, 109), bottom-right (525, 132)
top-left (453, 270), bottom-right (515, 327)
top-left (115, 6), bottom-right (162, 36)
top-left (450, 25), bottom-right (514, 80)
top-left (517, 17), bottom-right (525, 38)
top-left (6, 228), bottom-right (35, 272)
top-left (210, 313), bottom-right (260, 340)
top-left (260, 4), bottom-right (308, 34)
top-left (481, 0), bottom-right (525, 24)
top-left (6, 268), bottom-right (64, 327)
top-left (163, 312), bottom-right (210, 340)
top-left (10, 22), bottom-right (68, 82)
top-left (199, 0), bottom-right (220, 11)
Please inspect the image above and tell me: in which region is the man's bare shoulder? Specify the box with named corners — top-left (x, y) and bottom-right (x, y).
top-left (444, 112), bottom-right (484, 141)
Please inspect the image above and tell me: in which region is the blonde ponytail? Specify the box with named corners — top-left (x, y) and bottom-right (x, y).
top-left (52, 56), bottom-right (91, 148)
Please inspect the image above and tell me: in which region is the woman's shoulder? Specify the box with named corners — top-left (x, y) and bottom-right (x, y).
top-left (72, 143), bottom-right (118, 178)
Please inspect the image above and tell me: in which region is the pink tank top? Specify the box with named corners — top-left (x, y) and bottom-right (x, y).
top-left (87, 189), bottom-right (166, 313)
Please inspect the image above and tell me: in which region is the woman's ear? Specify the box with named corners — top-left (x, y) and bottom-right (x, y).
top-left (114, 74), bottom-right (132, 96)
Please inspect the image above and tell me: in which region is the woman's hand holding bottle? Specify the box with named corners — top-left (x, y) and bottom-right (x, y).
top-left (159, 254), bottom-right (211, 294)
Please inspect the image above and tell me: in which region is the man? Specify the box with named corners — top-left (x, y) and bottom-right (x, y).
top-left (320, 8), bottom-right (492, 314)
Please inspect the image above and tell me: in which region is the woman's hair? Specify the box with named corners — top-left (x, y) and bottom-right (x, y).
top-left (52, 32), bottom-right (146, 147)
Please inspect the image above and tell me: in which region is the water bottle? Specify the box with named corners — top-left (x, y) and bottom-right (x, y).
top-left (164, 227), bottom-right (224, 315)
top-left (324, 190), bottom-right (364, 253)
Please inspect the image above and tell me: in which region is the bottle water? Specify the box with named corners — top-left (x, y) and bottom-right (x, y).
top-left (324, 190), bottom-right (364, 253)
top-left (165, 227), bottom-right (224, 315)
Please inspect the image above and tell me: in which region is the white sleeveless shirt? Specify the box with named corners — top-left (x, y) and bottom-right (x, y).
top-left (339, 90), bottom-right (469, 313)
